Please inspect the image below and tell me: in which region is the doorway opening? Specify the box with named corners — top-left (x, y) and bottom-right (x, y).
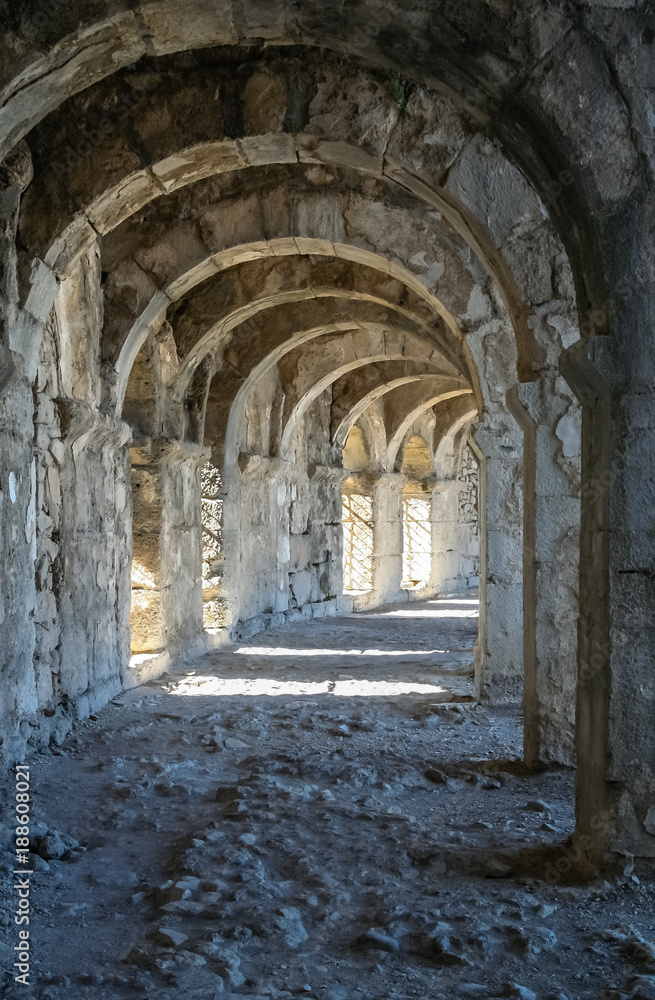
top-left (401, 491), bottom-right (432, 589)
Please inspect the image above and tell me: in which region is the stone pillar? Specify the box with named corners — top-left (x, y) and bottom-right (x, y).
top-left (564, 334), bottom-right (655, 863)
top-left (507, 377), bottom-right (580, 767)
top-left (231, 455), bottom-right (290, 626)
top-left (372, 473), bottom-right (403, 604)
top-left (130, 439), bottom-right (206, 657)
top-left (431, 479), bottom-right (462, 594)
top-left (0, 142), bottom-right (32, 390)
top-left (0, 144), bottom-right (39, 757)
top-left (130, 445), bottom-right (163, 653)
top-left (58, 409), bottom-right (132, 710)
top-left (306, 464), bottom-right (345, 616)
top-left (470, 421), bottom-right (523, 705)
top-left (0, 385), bottom-right (37, 756)
top-left (160, 442), bottom-right (208, 654)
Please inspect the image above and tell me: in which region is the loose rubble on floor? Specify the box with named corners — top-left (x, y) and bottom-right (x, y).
top-left (1, 598), bottom-right (654, 1000)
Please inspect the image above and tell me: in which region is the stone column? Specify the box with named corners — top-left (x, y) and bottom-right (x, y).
top-left (431, 479), bottom-right (463, 594)
top-left (130, 439), bottom-right (207, 658)
top-left (507, 377), bottom-right (580, 767)
top-left (130, 444), bottom-right (164, 654)
top-left (0, 144), bottom-right (39, 756)
top-left (306, 464), bottom-right (345, 617)
top-left (58, 408), bottom-right (132, 709)
top-left (160, 441), bottom-right (208, 654)
top-left (0, 142), bottom-right (32, 390)
top-left (231, 455), bottom-right (290, 626)
top-left (470, 421), bottom-right (523, 705)
top-left (564, 334), bottom-right (655, 863)
top-left (372, 473), bottom-right (403, 604)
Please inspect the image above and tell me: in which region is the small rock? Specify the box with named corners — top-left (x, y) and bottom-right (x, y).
top-left (429, 924), bottom-right (472, 966)
top-left (605, 929), bottom-right (655, 963)
top-left (176, 876), bottom-right (201, 891)
top-left (517, 926), bottom-right (558, 955)
top-left (160, 884), bottom-right (191, 902)
top-left (59, 832), bottom-right (79, 851)
top-left (224, 738), bottom-right (249, 750)
top-left (274, 907), bottom-right (308, 948)
top-left (505, 985), bottom-right (537, 1000)
top-left (203, 878), bottom-right (229, 892)
top-left (626, 934), bottom-right (655, 963)
top-left (156, 927), bottom-right (188, 948)
top-left (160, 900), bottom-right (206, 916)
top-left (38, 831), bottom-right (67, 861)
top-left (630, 975), bottom-right (655, 1000)
top-left (643, 808), bottom-right (655, 837)
top-left (361, 929), bottom-right (400, 953)
top-left (110, 783), bottom-right (132, 800)
top-left (125, 947), bottom-right (154, 967)
top-left (484, 858), bottom-right (513, 878)
top-left (525, 800), bottom-right (549, 813)
top-left (215, 786), bottom-right (242, 803)
top-left (209, 945), bottom-right (244, 987)
top-left (175, 949), bottom-right (206, 966)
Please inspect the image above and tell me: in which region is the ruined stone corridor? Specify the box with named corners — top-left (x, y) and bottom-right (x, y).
top-left (3, 2), bottom-right (655, 996)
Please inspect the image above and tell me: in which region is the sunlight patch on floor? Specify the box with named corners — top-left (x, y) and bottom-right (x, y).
top-left (167, 676), bottom-right (449, 697)
top-left (234, 646), bottom-right (448, 657)
top-left (372, 608), bottom-right (479, 618)
top-left (428, 597), bottom-right (479, 605)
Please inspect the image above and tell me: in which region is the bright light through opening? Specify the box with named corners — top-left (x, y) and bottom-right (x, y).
top-left (342, 492), bottom-right (374, 592)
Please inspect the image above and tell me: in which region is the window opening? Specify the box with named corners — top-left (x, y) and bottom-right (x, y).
top-left (201, 461), bottom-right (229, 630)
top-left (342, 491), bottom-right (374, 592)
top-left (402, 493), bottom-right (432, 589)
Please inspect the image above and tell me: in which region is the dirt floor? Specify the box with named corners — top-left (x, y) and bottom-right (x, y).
top-left (2, 595), bottom-right (655, 1000)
